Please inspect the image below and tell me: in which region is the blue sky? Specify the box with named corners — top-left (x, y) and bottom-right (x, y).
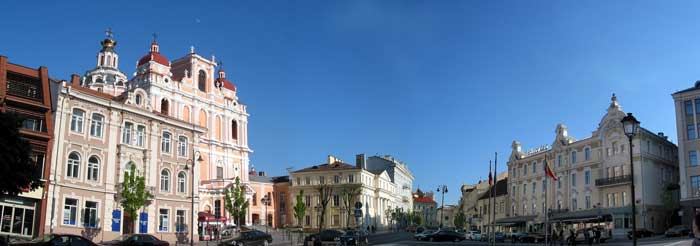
top-left (2, 0), bottom-right (699, 205)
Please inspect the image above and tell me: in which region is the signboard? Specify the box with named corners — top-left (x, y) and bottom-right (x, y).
top-left (111, 210), bottom-right (121, 232)
top-left (139, 212), bottom-right (148, 233)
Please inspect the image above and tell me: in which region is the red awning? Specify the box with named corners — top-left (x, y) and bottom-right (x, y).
top-left (198, 211), bottom-right (227, 222)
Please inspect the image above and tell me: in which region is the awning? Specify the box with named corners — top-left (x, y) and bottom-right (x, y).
top-left (198, 211), bottom-right (228, 222)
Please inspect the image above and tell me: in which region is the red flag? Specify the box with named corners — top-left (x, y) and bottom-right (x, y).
top-left (488, 162), bottom-right (493, 185)
top-left (544, 159), bottom-right (558, 181)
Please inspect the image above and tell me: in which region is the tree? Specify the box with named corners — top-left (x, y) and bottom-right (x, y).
top-left (225, 177), bottom-right (249, 227)
top-left (339, 184), bottom-right (361, 228)
top-left (316, 183), bottom-right (333, 232)
top-left (119, 164), bottom-right (153, 233)
top-left (294, 190), bottom-right (307, 227)
top-left (0, 111), bottom-right (40, 196)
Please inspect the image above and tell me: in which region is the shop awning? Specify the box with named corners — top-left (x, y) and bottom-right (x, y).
top-left (198, 212), bottom-right (228, 222)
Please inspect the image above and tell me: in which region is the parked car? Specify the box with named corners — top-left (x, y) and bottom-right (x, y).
top-left (466, 230), bottom-right (481, 241)
top-left (666, 225), bottom-right (690, 237)
top-left (414, 230), bottom-right (437, 241)
top-left (340, 229), bottom-right (369, 246)
top-left (99, 234), bottom-right (169, 246)
top-left (218, 230), bottom-right (272, 246)
top-left (304, 229), bottom-right (345, 246)
top-left (423, 230), bottom-right (466, 242)
top-left (627, 229), bottom-right (655, 239)
top-left (13, 234), bottom-right (98, 246)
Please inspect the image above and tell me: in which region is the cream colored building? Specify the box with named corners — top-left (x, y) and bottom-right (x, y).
top-left (289, 155), bottom-right (401, 230)
top-left (506, 94), bottom-right (678, 238)
top-left (46, 34), bottom-right (253, 242)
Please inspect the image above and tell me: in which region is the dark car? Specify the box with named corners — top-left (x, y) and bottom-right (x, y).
top-left (218, 230), bottom-right (272, 246)
top-left (627, 229), bottom-right (655, 239)
top-left (340, 230), bottom-right (368, 246)
top-left (303, 230), bottom-right (345, 246)
top-left (99, 234), bottom-right (169, 246)
top-left (424, 230), bottom-right (466, 242)
top-left (12, 234), bottom-right (98, 246)
top-left (665, 225), bottom-right (690, 237)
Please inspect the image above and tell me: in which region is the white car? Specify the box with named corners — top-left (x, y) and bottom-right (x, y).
top-left (466, 230), bottom-right (481, 241)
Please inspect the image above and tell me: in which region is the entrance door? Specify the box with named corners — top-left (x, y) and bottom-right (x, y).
top-left (123, 212), bottom-right (133, 234)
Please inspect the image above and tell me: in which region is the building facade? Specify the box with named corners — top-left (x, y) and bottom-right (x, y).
top-left (506, 95), bottom-right (678, 238)
top-left (0, 56), bottom-right (54, 238)
top-left (673, 82), bottom-right (700, 227)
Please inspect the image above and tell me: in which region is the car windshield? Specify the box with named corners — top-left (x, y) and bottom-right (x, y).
top-left (31, 235), bottom-right (54, 242)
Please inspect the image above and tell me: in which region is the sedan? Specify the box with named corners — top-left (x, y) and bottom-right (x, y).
top-left (424, 230), bottom-right (466, 242)
top-left (12, 234), bottom-right (98, 246)
top-left (218, 230), bottom-right (272, 246)
top-left (99, 234), bottom-right (169, 246)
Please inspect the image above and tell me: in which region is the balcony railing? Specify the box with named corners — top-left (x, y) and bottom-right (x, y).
top-left (595, 175), bottom-right (632, 187)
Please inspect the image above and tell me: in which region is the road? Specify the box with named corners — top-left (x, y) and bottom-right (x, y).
top-left (369, 232), bottom-right (694, 246)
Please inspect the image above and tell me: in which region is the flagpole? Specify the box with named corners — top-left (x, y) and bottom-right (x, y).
top-left (493, 152), bottom-right (498, 246)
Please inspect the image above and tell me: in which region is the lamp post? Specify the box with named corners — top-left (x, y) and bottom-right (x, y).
top-left (184, 151), bottom-right (204, 246)
top-left (437, 185), bottom-right (447, 228)
top-left (261, 194), bottom-right (271, 233)
top-left (621, 112), bottom-right (640, 246)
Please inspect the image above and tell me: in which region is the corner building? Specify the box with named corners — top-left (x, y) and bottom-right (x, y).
top-left (46, 34), bottom-right (252, 242)
top-left (506, 95), bottom-right (678, 238)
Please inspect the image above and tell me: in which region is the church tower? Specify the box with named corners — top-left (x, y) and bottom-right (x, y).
top-left (81, 28), bottom-right (129, 96)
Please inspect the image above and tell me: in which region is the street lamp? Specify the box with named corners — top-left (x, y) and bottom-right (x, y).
top-left (437, 185), bottom-right (447, 228)
top-left (621, 112), bottom-right (640, 246)
top-left (184, 151), bottom-right (204, 246)
top-left (261, 194), bottom-right (271, 233)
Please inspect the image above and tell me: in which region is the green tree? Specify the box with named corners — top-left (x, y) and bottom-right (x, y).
top-left (294, 190), bottom-right (307, 227)
top-left (339, 184), bottom-right (361, 228)
top-left (119, 164), bottom-right (153, 233)
top-left (0, 111), bottom-right (40, 196)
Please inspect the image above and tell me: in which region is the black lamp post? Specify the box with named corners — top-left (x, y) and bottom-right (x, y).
top-left (621, 112), bottom-right (640, 246)
top-left (261, 194), bottom-right (271, 233)
top-left (184, 151), bottom-right (203, 246)
top-left (437, 185), bottom-right (447, 228)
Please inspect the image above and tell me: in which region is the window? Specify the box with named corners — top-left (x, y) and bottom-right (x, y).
top-left (557, 155), bottom-right (562, 167)
top-left (198, 70), bottom-right (207, 92)
top-left (63, 198), bottom-right (78, 225)
top-left (334, 175), bottom-right (340, 184)
top-left (158, 209), bottom-right (169, 232)
top-left (689, 124), bottom-right (696, 140)
top-left (571, 151), bottom-right (577, 164)
top-left (122, 122), bottom-right (133, 144)
top-left (686, 100), bottom-right (694, 114)
top-left (87, 156), bottom-right (99, 181)
top-left (160, 99), bottom-right (169, 116)
top-left (136, 125), bottom-right (145, 147)
top-left (67, 152), bottom-right (80, 178)
top-left (692, 176), bottom-right (700, 197)
top-left (161, 132), bottom-right (171, 153)
top-left (691, 151), bottom-right (698, 167)
top-left (70, 109), bottom-right (85, 133)
top-left (584, 148), bottom-right (591, 161)
top-left (178, 136), bottom-right (188, 157)
top-left (333, 195), bottom-right (340, 207)
top-left (160, 169), bottom-right (170, 192)
top-left (349, 175), bottom-right (354, 183)
top-left (83, 201), bottom-right (98, 228)
top-left (584, 171), bottom-right (590, 185)
top-left (231, 120), bottom-right (238, 140)
top-left (176, 210), bottom-right (186, 232)
top-left (571, 173), bottom-right (576, 187)
top-left (177, 172), bottom-right (186, 193)
top-left (216, 166), bottom-right (223, 179)
top-left (90, 114), bottom-right (104, 138)
top-left (135, 94), bottom-right (142, 105)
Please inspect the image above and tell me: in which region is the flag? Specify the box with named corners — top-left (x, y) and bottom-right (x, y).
top-left (544, 159), bottom-right (558, 181)
top-left (488, 162), bottom-right (493, 185)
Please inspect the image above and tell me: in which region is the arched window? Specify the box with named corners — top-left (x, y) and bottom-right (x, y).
top-left (231, 120), bottom-right (238, 140)
top-left (160, 169), bottom-right (171, 192)
top-left (70, 109), bottom-right (85, 133)
top-left (67, 152), bottom-right (80, 178)
top-left (134, 94), bottom-right (142, 105)
top-left (177, 171), bottom-right (186, 193)
top-left (161, 99), bottom-right (169, 116)
top-left (162, 132), bottom-right (172, 153)
top-left (198, 70), bottom-right (207, 92)
top-left (87, 156), bottom-right (100, 181)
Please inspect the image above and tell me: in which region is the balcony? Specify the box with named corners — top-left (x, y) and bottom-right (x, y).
top-left (595, 175), bottom-right (632, 187)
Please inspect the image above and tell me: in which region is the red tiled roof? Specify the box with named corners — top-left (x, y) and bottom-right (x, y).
top-left (414, 196), bottom-right (437, 204)
top-left (138, 52), bottom-right (169, 66)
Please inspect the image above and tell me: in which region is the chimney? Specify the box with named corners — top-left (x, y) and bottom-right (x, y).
top-left (70, 74), bottom-right (80, 86)
top-left (356, 154), bottom-right (366, 169)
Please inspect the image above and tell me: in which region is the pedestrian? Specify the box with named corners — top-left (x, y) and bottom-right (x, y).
top-left (693, 213), bottom-right (700, 246)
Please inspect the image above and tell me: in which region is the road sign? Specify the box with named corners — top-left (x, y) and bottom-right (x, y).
top-left (355, 201), bottom-right (362, 209)
top-left (354, 208), bottom-right (363, 218)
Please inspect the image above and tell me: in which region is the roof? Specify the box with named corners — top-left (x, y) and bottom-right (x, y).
top-left (292, 162), bottom-right (359, 173)
top-left (414, 196), bottom-right (437, 204)
top-left (477, 178), bottom-right (508, 200)
top-left (138, 52), bottom-right (169, 66)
